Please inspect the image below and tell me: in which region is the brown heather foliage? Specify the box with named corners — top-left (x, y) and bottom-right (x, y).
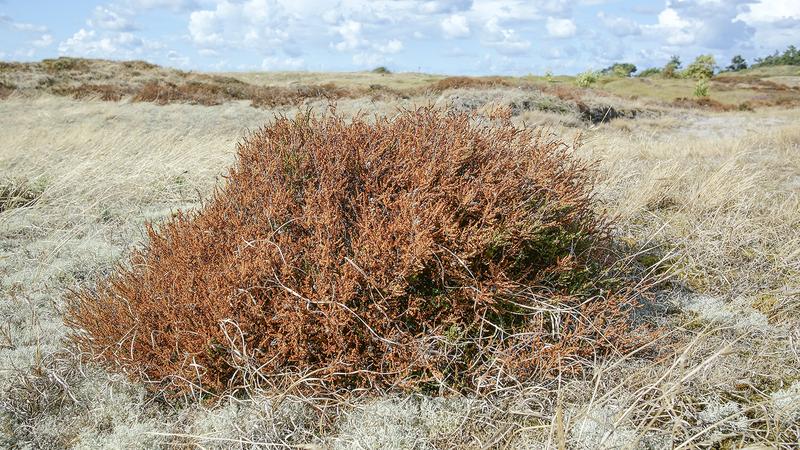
top-left (672, 97), bottom-right (738, 112)
top-left (53, 83), bottom-right (132, 101)
top-left (712, 75), bottom-right (800, 92)
top-left (248, 83), bottom-right (353, 108)
top-left (430, 76), bottom-right (513, 91)
top-left (540, 84), bottom-right (585, 103)
top-left (132, 80), bottom-right (251, 106)
top-left (120, 60), bottom-right (160, 71)
top-left (129, 80), bottom-right (360, 108)
top-left (66, 108), bottom-right (646, 397)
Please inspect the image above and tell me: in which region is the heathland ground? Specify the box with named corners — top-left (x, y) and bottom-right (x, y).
top-left (1, 59), bottom-right (799, 448)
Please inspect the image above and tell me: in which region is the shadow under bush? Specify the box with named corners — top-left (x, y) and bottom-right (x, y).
top-left (66, 107), bottom-right (649, 398)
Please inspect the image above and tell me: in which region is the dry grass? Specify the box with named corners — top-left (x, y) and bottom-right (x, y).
top-left (1, 91), bottom-right (799, 448)
top-left (429, 76), bottom-right (514, 91)
top-left (0, 178), bottom-right (44, 212)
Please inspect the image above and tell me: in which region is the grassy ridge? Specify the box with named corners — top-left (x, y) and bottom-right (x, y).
top-left (2, 58), bottom-right (799, 110)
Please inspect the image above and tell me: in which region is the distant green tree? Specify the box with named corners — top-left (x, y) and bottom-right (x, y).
top-left (636, 67), bottom-right (662, 77)
top-left (726, 55), bottom-right (748, 72)
top-left (575, 70), bottom-right (598, 87)
top-left (601, 63), bottom-right (637, 77)
top-left (683, 54), bottom-right (716, 80)
top-left (371, 66), bottom-right (391, 74)
top-left (753, 45), bottom-right (800, 67)
top-left (663, 55), bottom-right (682, 78)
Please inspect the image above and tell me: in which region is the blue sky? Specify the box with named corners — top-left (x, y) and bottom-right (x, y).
top-left (1, 0), bottom-right (798, 74)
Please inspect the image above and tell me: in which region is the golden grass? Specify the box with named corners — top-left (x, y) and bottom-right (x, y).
top-left (223, 70), bottom-right (446, 90)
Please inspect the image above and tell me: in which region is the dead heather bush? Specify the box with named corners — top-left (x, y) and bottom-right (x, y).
top-left (249, 83), bottom-right (353, 108)
top-left (712, 75), bottom-right (800, 93)
top-left (132, 80), bottom-right (250, 106)
top-left (539, 84), bottom-right (585, 103)
top-left (672, 97), bottom-right (738, 112)
top-left (430, 76), bottom-right (513, 92)
top-left (366, 84), bottom-right (407, 101)
top-left (130, 80), bottom-right (355, 107)
top-left (120, 60), bottom-right (160, 71)
top-left (66, 108), bottom-right (648, 398)
top-left (739, 94), bottom-right (800, 109)
top-left (53, 83), bottom-right (131, 102)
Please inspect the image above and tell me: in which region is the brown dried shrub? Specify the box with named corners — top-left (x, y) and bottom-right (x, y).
top-left (131, 81), bottom-right (177, 104)
top-left (121, 60), bottom-right (160, 71)
top-left (249, 83), bottom-right (353, 108)
top-left (66, 108), bottom-right (647, 397)
top-left (712, 75), bottom-right (799, 92)
top-left (540, 84), bottom-right (586, 103)
top-left (672, 97), bottom-right (738, 112)
top-left (130, 80), bottom-right (356, 108)
top-left (430, 76), bottom-right (512, 91)
top-left (366, 84), bottom-right (406, 101)
top-left (132, 80), bottom-right (250, 106)
top-left (739, 94), bottom-right (800, 109)
top-left (53, 83), bottom-right (130, 101)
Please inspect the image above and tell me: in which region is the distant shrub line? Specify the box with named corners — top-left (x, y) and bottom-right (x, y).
top-left (632, 45), bottom-right (800, 78)
top-left (38, 75), bottom-right (593, 112)
top-left (3, 56), bottom-right (797, 114)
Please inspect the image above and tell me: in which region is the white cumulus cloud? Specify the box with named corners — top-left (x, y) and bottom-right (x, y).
top-left (188, 0), bottom-right (291, 50)
top-left (375, 39), bottom-right (404, 54)
top-left (333, 20), bottom-right (366, 51)
top-left (88, 6), bottom-right (137, 31)
top-left (738, 0), bottom-right (800, 23)
top-left (597, 11), bottom-right (641, 37)
top-left (58, 28), bottom-right (159, 58)
top-left (484, 17), bottom-right (530, 54)
top-left (32, 34), bottom-right (54, 48)
top-left (128, 0), bottom-right (198, 12)
top-left (546, 17), bottom-right (576, 38)
top-left (441, 14), bottom-right (470, 38)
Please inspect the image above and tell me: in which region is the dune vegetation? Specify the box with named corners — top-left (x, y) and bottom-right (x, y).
top-left (1, 58), bottom-right (799, 448)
